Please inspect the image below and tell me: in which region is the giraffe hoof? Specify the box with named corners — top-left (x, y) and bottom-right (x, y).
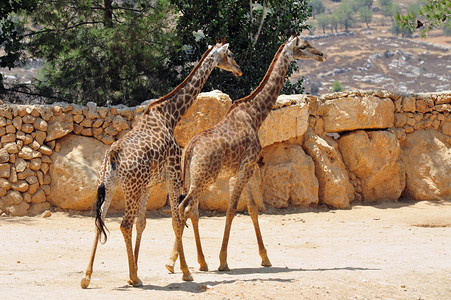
top-left (218, 264), bottom-right (230, 272)
top-left (182, 273), bottom-right (193, 281)
top-left (199, 264), bottom-right (209, 272)
top-left (80, 277), bottom-right (90, 289)
top-left (165, 263), bottom-right (175, 274)
top-left (128, 279), bottom-right (143, 287)
top-left (261, 260), bottom-right (272, 267)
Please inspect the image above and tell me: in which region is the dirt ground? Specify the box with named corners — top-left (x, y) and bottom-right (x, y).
top-left (1, 200), bottom-right (450, 299)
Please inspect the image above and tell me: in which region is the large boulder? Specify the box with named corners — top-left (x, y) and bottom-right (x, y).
top-left (303, 128), bottom-right (354, 208)
top-left (259, 95), bottom-right (310, 147)
top-left (198, 169), bottom-right (264, 212)
top-left (174, 90), bottom-right (232, 147)
top-left (49, 134), bottom-right (167, 210)
top-left (260, 143), bottom-right (318, 208)
top-left (321, 94), bottom-right (394, 132)
top-left (338, 130), bottom-right (405, 202)
top-left (401, 130), bottom-right (451, 200)
top-left (46, 113), bottom-right (74, 141)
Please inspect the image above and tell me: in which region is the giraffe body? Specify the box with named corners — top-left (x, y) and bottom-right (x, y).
top-left (176, 35), bottom-right (326, 272)
top-left (80, 42), bottom-right (242, 288)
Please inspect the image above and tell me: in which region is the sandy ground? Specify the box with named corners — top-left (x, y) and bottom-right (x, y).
top-left (1, 200), bottom-right (450, 299)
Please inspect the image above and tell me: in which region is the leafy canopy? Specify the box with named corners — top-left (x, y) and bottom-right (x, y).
top-left (169, 0), bottom-right (312, 100)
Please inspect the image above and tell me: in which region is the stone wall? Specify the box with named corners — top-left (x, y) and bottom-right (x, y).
top-left (0, 90), bottom-right (449, 216)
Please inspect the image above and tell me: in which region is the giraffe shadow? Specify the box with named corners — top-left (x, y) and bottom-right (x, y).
top-left (114, 266), bottom-right (378, 293)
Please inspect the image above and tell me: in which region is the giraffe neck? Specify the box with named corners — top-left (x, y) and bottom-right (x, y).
top-left (144, 48), bottom-right (217, 129)
top-left (237, 45), bottom-right (291, 129)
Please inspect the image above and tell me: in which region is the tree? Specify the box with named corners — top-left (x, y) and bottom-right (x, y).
top-left (6, 0), bottom-right (178, 106)
top-left (359, 6), bottom-right (373, 28)
top-left (335, 0), bottom-right (355, 31)
top-left (169, 0), bottom-right (312, 100)
top-left (332, 80), bottom-right (344, 92)
top-left (310, 0), bottom-right (326, 18)
top-left (395, 0), bottom-right (450, 36)
top-left (0, 0), bottom-right (36, 90)
top-left (378, 0), bottom-right (400, 20)
top-left (316, 13), bottom-right (330, 33)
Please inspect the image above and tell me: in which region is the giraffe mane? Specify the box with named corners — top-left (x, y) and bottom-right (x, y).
top-left (143, 45), bottom-right (215, 114)
top-left (226, 42), bottom-right (287, 113)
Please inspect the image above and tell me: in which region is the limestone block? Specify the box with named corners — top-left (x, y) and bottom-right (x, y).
top-left (31, 189), bottom-right (46, 204)
top-left (0, 148), bottom-right (10, 163)
top-left (338, 130), bottom-right (405, 202)
top-left (259, 95), bottom-right (309, 148)
top-left (49, 134), bottom-right (166, 210)
top-left (442, 120), bottom-right (451, 136)
top-left (1, 133), bottom-right (16, 143)
top-left (5, 201), bottom-right (29, 216)
top-left (175, 90), bottom-right (232, 147)
top-left (11, 180), bottom-right (28, 193)
top-left (33, 118), bottom-right (48, 131)
top-left (112, 115), bottom-right (129, 132)
top-left (198, 169), bottom-right (264, 212)
top-left (303, 128), bottom-right (354, 208)
top-left (402, 96), bottom-right (416, 112)
top-left (4, 142), bottom-right (19, 154)
top-left (28, 202), bottom-right (51, 216)
top-left (46, 113), bottom-right (74, 141)
top-left (401, 130), bottom-right (451, 200)
top-left (0, 163), bottom-right (11, 178)
top-left (260, 143), bottom-right (318, 208)
top-left (322, 95), bottom-right (394, 132)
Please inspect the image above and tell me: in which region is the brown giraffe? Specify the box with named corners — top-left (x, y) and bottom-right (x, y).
top-left (80, 41), bottom-right (242, 288)
top-left (174, 34), bottom-right (326, 272)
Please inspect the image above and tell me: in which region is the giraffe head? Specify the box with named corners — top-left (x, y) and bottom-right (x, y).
top-left (286, 34), bottom-right (326, 62)
top-left (212, 40), bottom-right (243, 77)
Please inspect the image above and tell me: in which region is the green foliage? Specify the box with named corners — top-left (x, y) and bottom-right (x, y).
top-left (395, 0), bottom-right (450, 37)
top-left (378, 0), bottom-right (400, 19)
top-left (310, 0), bottom-right (326, 18)
top-left (334, 0), bottom-right (355, 31)
top-left (358, 6), bottom-right (373, 28)
top-left (0, 0), bottom-right (36, 89)
top-left (316, 13), bottom-right (331, 33)
top-left (332, 80), bottom-right (344, 92)
top-left (169, 0), bottom-right (312, 100)
top-left (25, 0), bottom-right (177, 106)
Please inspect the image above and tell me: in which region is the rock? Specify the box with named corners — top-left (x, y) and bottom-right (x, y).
top-left (0, 148), bottom-right (10, 163)
top-left (42, 209), bottom-right (52, 218)
top-left (18, 146), bottom-right (42, 159)
top-left (260, 143), bottom-right (318, 208)
top-left (33, 118), bottom-right (48, 131)
top-left (401, 130), bottom-right (451, 200)
top-left (31, 189), bottom-right (46, 203)
top-left (4, 142), bottom-right (19, 154)
top-left (322, 94), bottom-right (394, 132)
top-left (5, 201), bottom-right (30, 216)
top-left (49, 134), bottom-right (166, 210)
top-left (402, 96), bottom-right (416, 112)
top-left (303, 128), bottom-right (354, 208)
top-left (174, 90), bottom-right (232, 147)
top-left (0, 164), bottom-right (11, 178)
top-left (11, 180), bottom-right (29, 193)
top-left (28, 202), bottom-right (51, 216)
top-left (259, 95), bottom-right (309, 148)
top-left (112, 115), bottom-right (129, 132)
top-left (4, 189), bottom-right (23, 205)
top-left (338, 130), bottom-right (405, 202)
top-left (46, 114), bottom-right (74, 141)
top-left (198, 170), bottom-right (264, 212)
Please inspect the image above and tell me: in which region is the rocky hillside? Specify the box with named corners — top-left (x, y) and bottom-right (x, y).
top-left (293, 29), bottom-right (451, 95)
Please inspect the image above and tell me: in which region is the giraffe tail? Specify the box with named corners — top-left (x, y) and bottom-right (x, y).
top-left (95, 183), bottom-right (109, 243)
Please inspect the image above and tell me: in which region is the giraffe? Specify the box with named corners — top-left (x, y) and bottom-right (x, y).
top-left (80, 40), bottom-right (242, 288)
top-left (174, 34), bottom-right (325, 272)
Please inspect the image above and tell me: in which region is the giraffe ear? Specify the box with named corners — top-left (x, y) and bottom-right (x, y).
top-left (215, 43), bottom-right (229, 55)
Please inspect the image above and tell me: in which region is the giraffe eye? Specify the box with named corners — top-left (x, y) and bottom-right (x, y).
top-left (300, 46), bottom-right (306, 50)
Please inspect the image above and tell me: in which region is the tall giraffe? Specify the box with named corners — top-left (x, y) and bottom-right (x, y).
top-left (80, 41), bottom-right (242, 288)
top-left (175, 34), bottom-right (325, 272)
